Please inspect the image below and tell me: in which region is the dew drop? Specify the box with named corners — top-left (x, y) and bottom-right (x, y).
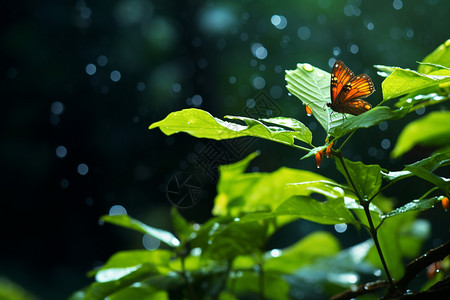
top-left (303, 63), bottom-right (314, 72)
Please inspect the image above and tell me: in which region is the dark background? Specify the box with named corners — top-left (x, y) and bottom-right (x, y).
top-left (1, 0), bottom-right (449, 298)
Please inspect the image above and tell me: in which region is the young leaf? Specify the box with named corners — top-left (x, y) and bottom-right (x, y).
top-left (170, 207), bottom-right (192, 243)
top-left (328, 106), bottom-right (408, 138)
top-left (264, 232), bottom-right (340, 273)
top-left (391, 111), bottom-right (450, 158)
top-left (149, 108), bottom-right (312, 147)
top-left (285, 63), bottom-right (331, 131)
top-left (380, 67), bottom-right (450, 101)
top-left (382, 196), bottom-right (443, 219)
top-left (204, 220), bottom-right (268, 260)
top-left (292, 239), bottom-right (377, 287)
top-left (418, 39), bottom-right (450, 74)
top-left (101, 215), bottom-right (180, 248)
top-left (335, 157), bottom-right (382, 200)
top-left (240, 195), bottom-right (358, 225)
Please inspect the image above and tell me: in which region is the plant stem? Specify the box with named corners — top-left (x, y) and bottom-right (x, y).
top-left (337, 152), bottom-right (394, 287)
top-left (258, 262), bottom-right (265, 300)
top-left (362, 201), bottom-right (394, 288)
top-left (181, 255), bottom-right (197, 300)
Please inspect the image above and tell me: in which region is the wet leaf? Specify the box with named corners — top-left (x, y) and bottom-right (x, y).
top-left (392, 111), bottom-right (450, 158)
top-left (149, 108), bottom-right (312, 147)
top-left (101, 215), bottom-right (180, 248)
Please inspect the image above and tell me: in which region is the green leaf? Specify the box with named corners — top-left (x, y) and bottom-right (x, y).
top-left (391, 111), bottom-right (450, 158)
top-left (101, 215), bottom-right (180, 248)
top-left (109, 285), bottom-right (169, 300)
top-left (79, 264), bottom-right (163, 300)
top-left (405, 164), bottom-right (450, 193)
top-left (240, 195), bottom-right (357, 225)
top-left (170, 207), bottom-right (193, 243)
top-left (264, 232), bottom-right (341, 273)
top-left (381, 67), bottom-right (450, 101)
top-left (231, 269), bottom-right (291, 300)
top-left (259, 116), bottom-right (312, 145)
top-left (0, 278), bottom-right (37, 300)
top-left (418, 39), bottom-right (450, 74)
top-left (383, 151), bottom-right (450, 183)
top-left (149, 108), bottom-right (312, 147)
top-left (204, 220), bottom-right (268, 260)
top-left (285, 63), bottom-right (377, 134)
top-left (292, 239), bottom-right (376, 287)
top-left (328, 106), bottom-right (408, 138)
top-left (285, 63), bottom-right (331, 131)
top-left (214, 164), bottom-right (335, 217)
top-left (93, 250), bottom-right (172, 278)
top-left (382, 196), bottom-right (443, 219)
top-left (374, 64), bottom-right (397, 77)
top-left (395, 89), bottom-right (450, 112)
top-left (335, 157), bottom-right (382, 199)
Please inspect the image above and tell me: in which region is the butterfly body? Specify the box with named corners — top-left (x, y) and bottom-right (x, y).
top-left (328, 60), bottom-right (375, 116)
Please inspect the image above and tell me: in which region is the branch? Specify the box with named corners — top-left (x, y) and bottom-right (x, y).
top-left (330, 240), bottom-right (450, 300)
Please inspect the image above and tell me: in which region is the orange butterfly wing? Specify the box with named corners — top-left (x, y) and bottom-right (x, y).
top-left (329, 60), bottom-right (375, 116)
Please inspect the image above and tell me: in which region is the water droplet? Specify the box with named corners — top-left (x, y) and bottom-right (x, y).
top-left (303, 64), bottom-right (314, 72)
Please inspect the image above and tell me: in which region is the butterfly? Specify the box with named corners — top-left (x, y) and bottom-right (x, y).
top-left (328, 60), bottom-right (375, 116)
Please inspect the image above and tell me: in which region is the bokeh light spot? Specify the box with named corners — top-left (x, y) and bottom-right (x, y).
top-left (109, 205), bottom-right (127, 216)
top-left (85, 63), bottom-right (96, 75)
top-left (97, 55), bottom-right (108, 66)
top-left (51, 101), bottom-right (65, 115)
top-left (297, 26), bottom-right (311, 40)
top-left (334, 223), bottom-right (348, 233)
top-left (393, 0), bottom-right (403, 10)
top-left (77, 163), bottom-right (89, 175)
top-left (142, 234), bottom-right (160, 250)
top-left (252, 76), bottom-right (266, 89)
top-left (271, 15), bottom-right (287, 29)
top-left (56, 145), bottom-right (67, 158)
top-left (381, 139), bottom-right (391, 150)
top-left (110, 70), bottom-right (121, 82)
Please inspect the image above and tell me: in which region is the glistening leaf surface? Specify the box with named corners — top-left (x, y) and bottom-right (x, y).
top-left (149, 108), bottom-right (312, 146)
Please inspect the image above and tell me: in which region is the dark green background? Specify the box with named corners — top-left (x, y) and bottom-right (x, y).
top-left (1, 0), bottom-right (448, 298)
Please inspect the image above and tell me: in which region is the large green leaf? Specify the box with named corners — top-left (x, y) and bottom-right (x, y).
top-left (335, 157), bottom-right (382, 200)
top-left (391, 111), bottom-right (450, 158)
top-left (204, 220), bottom-right (268, 260)
top-left (292, 239), bottom-right (376, 287)
top-left (149, 108), bottom-right (312, 147)
top-left (382, 196), bottom-right (443, 219)
top-left (285, 62), bottom-right (379, 134)
top-left (240, 195), bottom-right (357, 225)
top-left (328, 106), bottom-right (408, 138)
top-left (231, 269), bottom-right (291, 300)
top-left (418, 39), bottom-right (450, 74)
top-left (213, 153), bottom-right (333, 217)
top-left (73, 264), bottom-right (165, 300)
top-left (285, 63), bottom-right (331, 131)
top-left (382, 151), bottom-right (450, 183)
top-left (101, 215), bottom-right (180, 248)
top-left (405, 164), bottom-right (450, 193)
top-left (380, 67), bottom-right (450, 101)
top-left (92, 250), bottom-right (172, 278)
top-left (264, 232), bottom-right (341, 273)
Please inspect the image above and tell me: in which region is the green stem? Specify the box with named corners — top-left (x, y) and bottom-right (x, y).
top-left (258, 262), bottom-right (265, 300)
top-left (181, 255), bottom-right (197, 300)
top-left (337, 152), bottom-right (394, 287)
top-left (338, 130), bottom-right (356, 151)
top-left (362, 203), bottom-right (394, 287)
